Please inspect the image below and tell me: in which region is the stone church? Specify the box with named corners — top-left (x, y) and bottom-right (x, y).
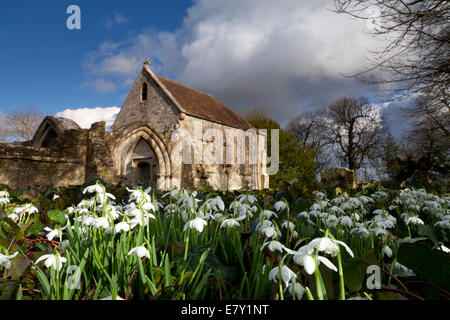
top-left (0, 61), bottom-right (269, 191)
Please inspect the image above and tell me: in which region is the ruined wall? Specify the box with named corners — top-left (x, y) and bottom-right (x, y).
top-left (0, 136), bottom-right (86, 189)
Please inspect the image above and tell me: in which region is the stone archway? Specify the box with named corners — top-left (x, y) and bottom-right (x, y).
top-left (114, 123), bottom-right (172, 189)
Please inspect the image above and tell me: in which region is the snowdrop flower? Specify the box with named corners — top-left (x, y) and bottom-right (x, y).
top-left (100, 295), bottom-right (125, 300)
top-left (127, 187), bottom-right (152, 204)
top-left (351, 223), bottom-right (372, 239)
top-left (286, 282), bottom-right (306, 300)
top-left (237, 194), bottom-right (257, 205)
top-left (35, 253), bottom-right (67, 271)
top-left (308, 237), bottom-right (354, 258)
top-left (0, 251), bottom-right (19, 269)
top-left (260, 241), bottom-right (286, 253)
top-left (183, 217), bottom-right (207, 233)
top-left (281, 221), bottom-right (295, 231)
top-left (314, 192), bottom-right (327, 200)
top-left (274, 201), bottom-right (287, 212)
top-left (44, 226), bottom-right (66, 241)
top-left (128, 246), bottom-right (151, 259)
top-left (92, 217), bottom-right (110, 229)
top-left (269, 265), bottom-right (297, 287)
top-left (114, 222), bottom-right (131, 234)
top-left (259, 226), bottom-right (278, 238)
top-left (382, 245), bottom-right (393, 258)
top-left (60, 240), bottom-right (70, 251)
top-left (220, 218), bottom-right (241, 229)
top-left (392, 262), bottom-right (416, 276)
top-left (436, 243), bottom-right (450, 253)
top-left (291, 248), bottom-right (316, 275)
top-left (325, 215), bottom-right (339, 228)
top-left (83, 184), bottom-right (105, 195)
top-left (435, 220), bottom-right (450, 229)
top-left (404, 215), bottom-right (424, 225)
top-left (398, 237), bottom-right (427, 246)
top-left (339, 216), bottom-right (354, 228)
top-left (260, 210), bottom-right (277, 219)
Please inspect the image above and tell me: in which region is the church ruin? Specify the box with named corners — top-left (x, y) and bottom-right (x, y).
top-left (0, 61), bottom-right (269, 191)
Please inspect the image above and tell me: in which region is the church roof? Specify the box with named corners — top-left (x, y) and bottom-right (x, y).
top-left (144, 66), bottom-right (253, 130)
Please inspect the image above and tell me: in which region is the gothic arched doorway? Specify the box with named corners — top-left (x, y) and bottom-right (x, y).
top-left (132, 138), bottom-right (159, 189)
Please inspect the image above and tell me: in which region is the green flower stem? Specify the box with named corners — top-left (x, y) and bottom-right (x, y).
top-left (313, 254), bottom-right (324, 300)
top-left (337, 248), bottom-right (345, 300)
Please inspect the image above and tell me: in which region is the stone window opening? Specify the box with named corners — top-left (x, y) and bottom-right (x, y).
top-left (141, 82), bottom-right (148, 102)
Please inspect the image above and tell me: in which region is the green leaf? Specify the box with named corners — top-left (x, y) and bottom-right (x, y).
top-left (25, 222), bottom-right (43, 236)
top-left (397, 243), bottom-right (450, 291)
top-left (343, 251), bottom-right (378, 293)
top-left (47, 210), bottom-right (67, 224)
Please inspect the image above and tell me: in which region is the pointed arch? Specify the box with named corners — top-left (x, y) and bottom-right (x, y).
top-left (114, 122), bottom-right (172, 189)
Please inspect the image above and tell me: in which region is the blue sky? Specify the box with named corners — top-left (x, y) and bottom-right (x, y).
top-left (0, 0), bottom-right (411, 137)
top-left (0, 0), bottom-right (191, 115)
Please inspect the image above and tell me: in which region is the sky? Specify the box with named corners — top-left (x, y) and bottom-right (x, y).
top-left (0, 0), bottom-right (413, 137)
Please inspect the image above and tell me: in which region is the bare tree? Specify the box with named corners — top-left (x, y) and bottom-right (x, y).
top-left (3, 105), bottom-right (43, 142)
top-left (324, 97), bottom-right (385, 171)
top-left (286, 109), bottom-right (331, 170)
top-left (333, 0), bottom-right (449, 103)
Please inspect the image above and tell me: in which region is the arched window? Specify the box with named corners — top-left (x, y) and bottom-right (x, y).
top-left (141, 82), bottom-right (148, 102)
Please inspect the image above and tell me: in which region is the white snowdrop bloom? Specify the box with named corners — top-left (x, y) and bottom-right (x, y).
top-left (259, 226), bottom-right (278, 238)
top-left (330, 206), bottom-right (345, 216)
top-left (405, 216), bottom-right (424, 225)
top-left (398, 237), bottom-right (427, 245)
top-left (310, 203), bottom-right (322, 212)
top-left (43, 226), bottom-right (66, 241)
top-left (309, 210), bottom-right (319, 218)
top-left (339, 216), bottom-right (354, 228)
top-left (7, 213), bottom-right (19, 222)
top-left (435, 220), bottom-right (450, 229)
top-left (183, 217), bottom-right (207, 233)
top-left (286, 282), bottom-right (306, 300)
top-left (392, 262), bottom-right (416, 276)
top-left (35, 253), bottom-right (67, 271)
top-left (325, 215), bottom-right (339, 228)
top-left (261, 210), bottom-right (277, 219)
top-left (314, 192), bottom-right (327, 200)
top-left (331, 195), bottom-right (346, 205)
top-left (127, 246), bottom-right (151, 259)
top-left (60, 240), bottom-right (70, 250)
top-left (298, 211), bottom-right (309, 218)
top-left (274, 201), bottom-right (287, 212)
top-left (256, 219), bottom-right (274, 231)
top-left (127, 187), bottom-right (151, 204)
top-left (281, 221), bottom-right (295, 231)
top-left (292, 249), bottom-right (316, 275)
top-left (220, 218), bottom-right (240, 229)
top-left (237, 194), bottom-right (257, 205)
top-left (114, 222), bottom-right (131, 234)
top-left (436, 243), bottom-right (450, 253)
top-left (318, 211), bottom-right (329, 219)
top-left (359, 196), bottom-right (374, 205)
top-left (76, 215), bottom-right (96, 227)
top-left (83, 184), bottom-right (105, 195)
top-left (382, 245), bottom-right (393, 258)
top-left (308, 237), bottom-right (354, 258)
top-left (203, 197), bottom-right (225, 212)
top-left (100, 295), bottom-right (125, 300)
top-left (260, 241), bottom-right (286, 253)
top-left (95, 192), bottom-right (116, 205)
top-left (0, 191), bottom-right (9, 198)
top-left (0, 251), bottom-right (19, 269)
top-left (141, 202), bottom-right (156, 212)
top-left (92, 217), bottom-right (110, 229)
top-left (371, 227), bottom-right (389, 237)
top-left (351, 223), bottom-right (372, 239)
top-left (269, 265), bottom-right (297, 287)
top-left (15, 204), bottom-right (38, 216)
top-left (351, 212), bottom-right (361, 222)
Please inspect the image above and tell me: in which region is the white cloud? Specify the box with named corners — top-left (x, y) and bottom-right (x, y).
top-left (100, 12), bottom-right (128, 29)
top-left (55, 106), bottom-right (121, 130)
top-left (82, 79), bottom-right (117, 93)
top-left (82, 0), bottom-right (391, 124)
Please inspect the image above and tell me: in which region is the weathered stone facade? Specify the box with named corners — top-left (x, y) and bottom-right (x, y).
top-left (0, 62), bottom-right (269, 191)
